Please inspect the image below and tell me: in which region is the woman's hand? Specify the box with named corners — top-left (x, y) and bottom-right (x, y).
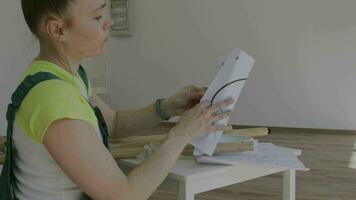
top-left (162, 85), bottom-right (207, 117)
top-left (168, 98), bottom-right (234, 143)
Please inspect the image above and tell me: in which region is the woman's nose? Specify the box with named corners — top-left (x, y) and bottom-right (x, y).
top-left (103, 15), bottom-right (114, 31)
top-left (107, 17), bottom-right (114, 29)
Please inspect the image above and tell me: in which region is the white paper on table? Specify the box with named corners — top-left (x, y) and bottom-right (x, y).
top-left (196, 143), bottom-right (309, 171)
top-left (191, 47), bottom-right (255, 156)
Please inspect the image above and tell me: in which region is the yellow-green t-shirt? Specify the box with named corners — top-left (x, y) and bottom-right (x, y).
top-left (15, 60), bottom-right (99, 144)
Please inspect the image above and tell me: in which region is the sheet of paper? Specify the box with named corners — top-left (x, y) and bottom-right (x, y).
top-left (196, 143), bottom-right (309, 171)
top-left (191, 47), bottom-right (255, 156)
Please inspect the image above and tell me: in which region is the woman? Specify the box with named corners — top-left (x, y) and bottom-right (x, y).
top-left (6, 0), bottom-right (234, 199)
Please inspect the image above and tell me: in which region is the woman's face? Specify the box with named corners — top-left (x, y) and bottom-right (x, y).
top-left (64, 0), bottom-right (113, 58)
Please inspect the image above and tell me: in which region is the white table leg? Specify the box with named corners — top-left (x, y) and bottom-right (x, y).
top-left (178, 181), bottom-right (195, 200)
top-left (283, 169), bottom-right (296, 200)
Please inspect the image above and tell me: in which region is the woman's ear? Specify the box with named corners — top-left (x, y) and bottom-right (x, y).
top-left (45, 16), bottom-right (67, 42)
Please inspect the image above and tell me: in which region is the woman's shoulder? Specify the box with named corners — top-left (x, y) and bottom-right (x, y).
top-left (16, 79), bottom-right (97, 144)
top-left (20, 59), bottom-right (79, 84)
top-left (26, 78), bottom-right (80, 101)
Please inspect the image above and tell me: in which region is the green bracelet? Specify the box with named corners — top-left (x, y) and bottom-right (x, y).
top-left (155, 98), bottom-right (171, 120)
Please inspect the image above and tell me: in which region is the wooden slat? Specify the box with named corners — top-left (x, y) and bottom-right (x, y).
top-left (0, 154), bottom-right (4, 164)
top-left (225, 127), bottom-right (270, 137)
top-left (0, 136), bottom-right (4, 152)
top-left (109, 140), bottom-right (253, 160)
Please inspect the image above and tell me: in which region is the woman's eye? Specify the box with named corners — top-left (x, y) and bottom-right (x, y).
top-left (94, 16), bottom-right (103, 20)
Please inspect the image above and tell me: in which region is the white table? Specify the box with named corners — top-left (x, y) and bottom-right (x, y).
top-left (117, 156), bottom-right (296, 200)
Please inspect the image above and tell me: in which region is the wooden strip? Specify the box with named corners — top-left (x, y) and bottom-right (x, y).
top-left (110, 127), bottom-right (267, 143)
top-left (0, 154), bottom-right (4, 164)
top-left (110, 134), bottom-right (254, 155)
top-left (0, 136), bottom-right (4, 152)
top-left (110, 141), bottom-right (253, 159)
top-left (111, 147), bottom-right (144, 159)
top-left (110, 134), bottom-right (166, 144)
top-left (225, 127), bottom-right (270, 137)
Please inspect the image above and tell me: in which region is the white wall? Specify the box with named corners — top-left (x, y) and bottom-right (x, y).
top-left (2, 0), bottom-right (356, 131)
top-left (107, 0), bottom-right (356, 130)
top-left (240, 0), bottom-right (356, 129)
top-left (0, 0), bottom-right (37, 136)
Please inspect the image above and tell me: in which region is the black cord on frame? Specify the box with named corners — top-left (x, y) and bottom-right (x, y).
top-left (210, 78), bottom-right (247, 106)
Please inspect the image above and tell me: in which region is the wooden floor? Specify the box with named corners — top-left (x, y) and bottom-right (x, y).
top-left (143, 123), bottom-right (356, 200)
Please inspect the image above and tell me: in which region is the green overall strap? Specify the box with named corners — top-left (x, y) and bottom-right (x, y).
top-left (77, 65), bottom-right (110, 148)
top-left (78, 65), bottom-right (89, 90)
top-left (0, 67), bottom-right (110, 200)
top-left (0, 72), bottom-right (60, 200)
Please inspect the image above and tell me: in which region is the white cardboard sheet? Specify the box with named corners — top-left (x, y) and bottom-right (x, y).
top-left (191, 48), bottom-right (255, 156)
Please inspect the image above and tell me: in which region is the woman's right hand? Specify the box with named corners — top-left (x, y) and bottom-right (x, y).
top-left (168, 98), bottom-right (234, 143)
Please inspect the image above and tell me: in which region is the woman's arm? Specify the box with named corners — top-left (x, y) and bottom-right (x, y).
top-left (43, 118), bottom-right (188, 200)
top-left (91, 85), bottom-right (206, 139)
top-left (90, 93), bottom-right (171, 139)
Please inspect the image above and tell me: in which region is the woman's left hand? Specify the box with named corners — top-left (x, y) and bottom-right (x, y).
top-left (162, 85), bottom-right (207, 117)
